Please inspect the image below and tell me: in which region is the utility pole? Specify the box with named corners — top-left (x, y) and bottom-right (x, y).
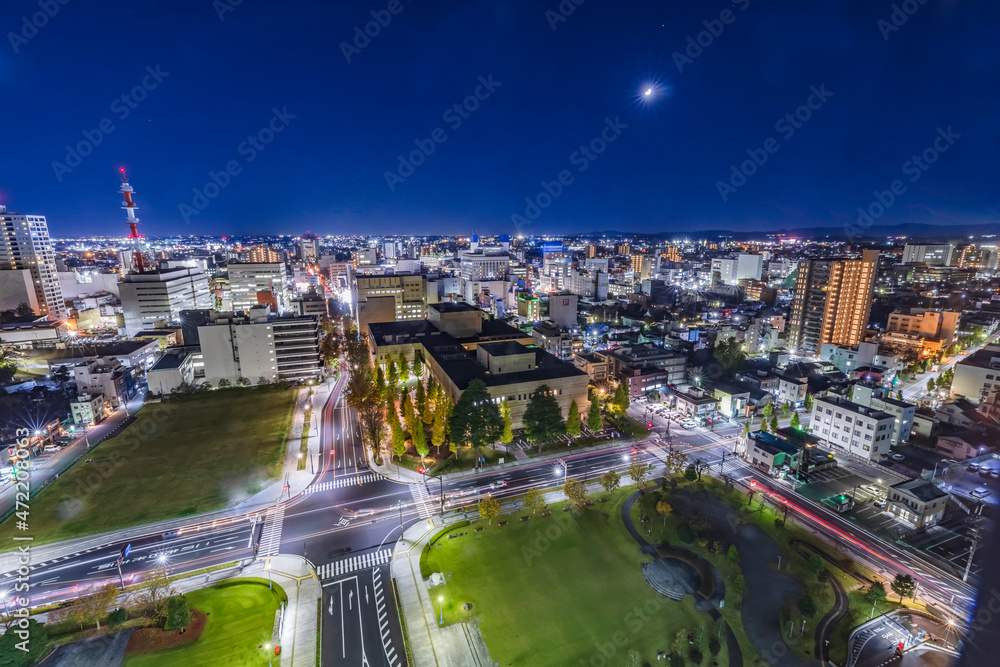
top-left (963, 525), bottom-right (983, 582)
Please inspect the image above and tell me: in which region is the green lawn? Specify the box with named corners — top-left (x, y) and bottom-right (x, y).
top-left (125, 579), bottom-right (287, 667)
top-left (0, 388), bottom-right (297, 546)
top-left (422, 488), bottom-right (727, 666)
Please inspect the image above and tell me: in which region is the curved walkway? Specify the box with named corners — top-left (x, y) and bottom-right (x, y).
top-left (790, 539), bottom-right (852, 661)
top-left (622, 491), bottom-right (744, 667)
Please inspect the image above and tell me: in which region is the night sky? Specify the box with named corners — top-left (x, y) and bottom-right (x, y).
top-left (2, 0), bottom-right (997, 238)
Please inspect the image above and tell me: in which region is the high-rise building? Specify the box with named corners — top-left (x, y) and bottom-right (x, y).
top-left (246, 244), bottom-right (284, 264)
top-left (586, 244), bottom-right (598, 259)
top-left (955, 244), bottom-right (999, 270)
top-left (788, 250), bottom-right (878, 356)
top-left (298, 233), bottom-right (319, 264)
top-left (616, 243), bottom-right (631, 256)
top-left (901, 243), bottom-right (953, 266)
top-left (199, 306), bottom-right (321, 385)
top-left (228, 261), bottom-right (288, 313)
top-left (353, 273), bottom-right (429, 328)
top-left (119, 267), bottom-right (213, 338)
top-left (0, 206), bottom-right (67, 320)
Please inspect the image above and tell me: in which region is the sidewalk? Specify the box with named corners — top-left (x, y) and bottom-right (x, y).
top-left (0, 380), bottom-right (338, 575)
top-left (27, 555), bottom-right (321, 667)
top-left (390, 478), bottom-right (647, 667)
top-left (391, 517), bottom-right (494, 667)
top-left (243, 555), bottom-right (322, 667)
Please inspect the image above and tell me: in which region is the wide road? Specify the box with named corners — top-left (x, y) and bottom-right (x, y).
top-left (1, 379), bottom-right (985, 663)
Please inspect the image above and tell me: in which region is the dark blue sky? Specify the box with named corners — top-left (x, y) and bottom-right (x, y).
top-left (2, 0), bottom-right (997, 238)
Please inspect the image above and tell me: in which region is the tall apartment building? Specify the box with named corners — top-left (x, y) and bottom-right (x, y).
top-left (788, 250), bottom-right (878, 356)
top-left (246, 244), bottom-right (284, 263)
top-left (119, 267), bottom-right (213, 338)
top-left (0, 206), bottom-right (67, 320)
top-left (810, 394), bottom-right (896, 461)
top-left (901, 244), bottom-right (953, 266)
top-left (228, 261), bottom-right (288, 313)
top-left (198, 306), bottom-right (321, 385)
top-left (586, 243), bottom-right (598, 259)
top-left (630, 254), bottom-right (654, 281)
top-left (616, 243), bottom-right (631, 256)
top-left (956, 244), bottom-right (999, 270)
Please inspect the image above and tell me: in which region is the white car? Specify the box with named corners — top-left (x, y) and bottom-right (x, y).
top-left (971, 488), bottom-right (991, 498)
top-left (889, 454), bottom-right (905, 462)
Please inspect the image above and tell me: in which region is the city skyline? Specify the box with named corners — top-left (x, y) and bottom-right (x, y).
top-left (2, 0), bottom-right (997, 238)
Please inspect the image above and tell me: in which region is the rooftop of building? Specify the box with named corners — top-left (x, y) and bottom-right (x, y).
top-left (423, 336), bottom-right (585, 392)
top-left (889, 478), bottom-right (949, 503)
top-left (0, 318), bottom-right (61, 331)
top-left (957, 346), bottom-right (1000, 371)
top-left (133, 330), bottom-right (176, 337)
top-left (478, 341), bottom-right (530, 357)
top-left (749, 431), bottom-right (800, 457)
top-left (149, 346), bottom-right (199, 371)
top-left (815, 394), bottom-right (893, 421)
top-left (33, 340), bottom-right (157, 361)
top-left (429, 302), bottom-right (479, 314)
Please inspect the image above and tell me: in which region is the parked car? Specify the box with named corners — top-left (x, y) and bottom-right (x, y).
top-left (890, 454), bottom-right (905, 462)
top-left (978, 468), bottom-right (994, 478)
top-left (967, 463), bottom-right (981, 472)
top-left (971, 488), bottom-right (991, 498)
top-left (874, 497), bottom-right (887, 508)
top-left (992, 470), bottom-right (1000, 479)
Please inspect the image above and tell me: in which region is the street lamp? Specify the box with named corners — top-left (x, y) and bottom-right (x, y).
top-left (438, 595), bottom-right (444, 625)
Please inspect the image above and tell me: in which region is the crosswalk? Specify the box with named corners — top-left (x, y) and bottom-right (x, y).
top-left (258, 505), bottom-right (284, 557)
top-left (316, 549), bottom-right (393, 580)
top-left (373, 565), bottom-right (401, 666)
top-left (305, 473), bottom-right (381, 493)
top-left (409, 483), bottom-right (434, 519)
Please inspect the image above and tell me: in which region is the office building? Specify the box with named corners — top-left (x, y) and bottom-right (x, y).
top-left (299, 233), bottom-right (319, 263)
top-left (198, 306), bottom-right (321, 385)
top-left (901, 243), bottom-right (953, 266)
top-left (367, 303), bottom-right (586, 429)
top-left (885, 480), bottom-right (948, 529)
top-left (353, 272), bottom-right (430, 328)
top-left (119, 267), bottom-right (213, 338)
top-left (788, 250), bottom-right (878, 356)
top-left (74, 357), bottom-right (137, 408)
top-left (228, 261), bottom-right (288, 313)
top-left (0, 206), bottom-right (67, 320)
top-left (952, 344), bottom-right (1000, 404)
top-left (810, 395), bottom-right (896, 461)
top-left (884, 308), bottom-right (960, 355)
top-left (548, 292), bottom-right (579, 328)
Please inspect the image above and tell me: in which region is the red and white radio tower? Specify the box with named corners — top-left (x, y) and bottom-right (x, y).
top-left (119, 168), bottom-right (147, 274)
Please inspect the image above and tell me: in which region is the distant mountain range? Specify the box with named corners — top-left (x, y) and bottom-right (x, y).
top-left (591, 222), bottom-right (999, 243)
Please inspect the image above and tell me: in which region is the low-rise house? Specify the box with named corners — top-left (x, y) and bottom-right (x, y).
top-left (674, 387), bottom-right (718, 420)
top-left (741, 431), bottom-right (801, 475)
top-left (885, 479), bottom-right (948, 529)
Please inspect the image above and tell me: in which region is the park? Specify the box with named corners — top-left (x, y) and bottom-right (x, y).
top-left (0, 387), bottom-right (297, 545)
